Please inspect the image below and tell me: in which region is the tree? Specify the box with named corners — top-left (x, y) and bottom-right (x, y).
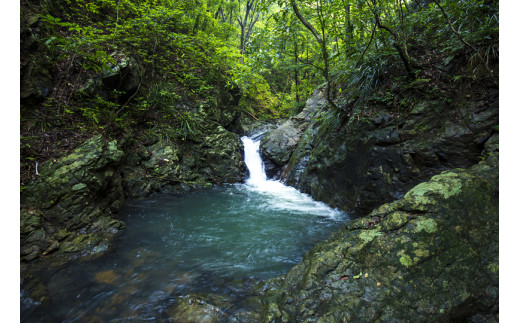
top-left (367, 0), bottom-right (416, 76)
top-left (288, 0), bottom-right (340, 111)
top-left (236, 0), bottom-right (266, 60)
top-left (431, 0), bottom-right (496, 85)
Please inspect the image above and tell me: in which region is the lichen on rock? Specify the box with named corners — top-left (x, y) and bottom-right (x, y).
top-left (260, 159), bottom-right (498, 322)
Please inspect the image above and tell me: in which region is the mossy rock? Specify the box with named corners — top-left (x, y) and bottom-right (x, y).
top-left (20, 135), bottom-right (126, 263)
top-left (122, 122), bottom-right (246, 198)
top-left (261, 161), bottom-right (498, 321)
top-left (166, 295), bottom-right (229, 323)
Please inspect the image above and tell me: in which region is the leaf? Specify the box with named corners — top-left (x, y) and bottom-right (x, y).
top-left (44, 37), bottom-right (57, 46)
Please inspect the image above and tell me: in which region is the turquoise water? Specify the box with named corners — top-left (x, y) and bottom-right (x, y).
top-left (21, 137), bottom-right (348, 321)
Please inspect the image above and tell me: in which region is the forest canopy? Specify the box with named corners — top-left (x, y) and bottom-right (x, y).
top-left (20, 0), bottom-right (498, 184)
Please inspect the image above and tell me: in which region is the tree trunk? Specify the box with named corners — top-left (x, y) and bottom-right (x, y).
top-left (370, 0), bottom-right (414, 76)
top-left (240, 24), bottom-right (246, 59)
top-left (294, 41), bottom-right (300, 102)
top-left (290, 0), bottom-right (340, 112)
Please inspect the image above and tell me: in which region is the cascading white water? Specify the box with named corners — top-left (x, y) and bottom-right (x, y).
top-left (242, 136), bottom-right (268, 186)
top-left (241, 136), bottom-right (342, 217)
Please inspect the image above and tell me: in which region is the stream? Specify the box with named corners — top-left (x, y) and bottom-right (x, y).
top-left (22, 135), bottom-right (348, 322)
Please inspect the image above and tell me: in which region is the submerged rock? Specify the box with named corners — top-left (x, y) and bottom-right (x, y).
top-left (166, 295), bottom-right (230, 323)
top-left (261, 159), bottom-right (498, 322)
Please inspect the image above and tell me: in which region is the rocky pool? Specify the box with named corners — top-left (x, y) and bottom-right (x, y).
top-left (21, 137), bottom-right (347, 321)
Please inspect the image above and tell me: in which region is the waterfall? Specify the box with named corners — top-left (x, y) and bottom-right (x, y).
top-left (241, 136), bottom-right (344, 217)
top-left (241, 135), bottom-right (288, 193)
top-left (241, 136), bottom-right (268, 186)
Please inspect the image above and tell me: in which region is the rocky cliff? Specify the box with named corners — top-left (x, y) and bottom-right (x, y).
top-left (261, 87), bottom-right (498, 217)
top-left (20, 118), bottom-right (247, 305)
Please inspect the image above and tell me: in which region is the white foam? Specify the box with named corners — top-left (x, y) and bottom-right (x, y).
top-left (241, 136), bottom-right (342, 218)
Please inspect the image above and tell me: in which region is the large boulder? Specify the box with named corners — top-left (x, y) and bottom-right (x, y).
top-left (261, 159), bottom-right (498, 322)
top-left (20, 135), bottom-right (126, 262)
top-left (260, 90), bottom-right (327, 178)
top-left (280, 88), bottom-right (498, 216)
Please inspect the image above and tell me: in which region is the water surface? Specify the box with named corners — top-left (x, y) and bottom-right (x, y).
top-left (22, 136), bottom-right (348, 321)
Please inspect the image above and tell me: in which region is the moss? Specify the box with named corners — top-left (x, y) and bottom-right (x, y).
top-left (414, 248), bottom-right (429, 258)
top-left (72, 183), bottom-right (87, 191)
top-left (60, 233), bottom-right (102, 253)
top-left (487, 263), bottom-right (499, 274)
top-left (358, 230), bottom-right (383, 243)
top-left (415, 218), bottom-right (438, 233)
top-left (399, 254), bottom-right (413, 268)
top-left (266, 303), bottom-right (282, 320)
top-left (379, 211), bottom-right (410, 231)
top-left (402, 172), bottom-right (464, 209)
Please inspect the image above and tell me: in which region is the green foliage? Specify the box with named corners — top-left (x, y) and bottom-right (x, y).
top-left (24, 0), bottom-right (499, 138)
top-left (30, 0), bottom-right (250, 138)
top-left (41, 14), bottom-right (116, 72)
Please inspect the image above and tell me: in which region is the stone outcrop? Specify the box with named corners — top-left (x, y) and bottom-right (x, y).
top-left (265, 88), bottom-right (498, 216)
top-left (122, 124), bottom-right (246, 198)
top-left (261, 158), bottom-right (498, 322)
top-left (260, 90), bottom-right (327, 178)
top-left (20, 135), bottom-right (126, 263)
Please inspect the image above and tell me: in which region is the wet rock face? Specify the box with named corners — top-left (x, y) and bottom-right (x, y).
top-left (20, 135), bottom-right (126, 263)
top-left (122, 124), bottom-right (247, 198)
top-left (261, 160), bottom-right (498, 322)
top-left (260, 90), bottom-right (327, 178)
top-left (275, 89), bottom-right (498, 216)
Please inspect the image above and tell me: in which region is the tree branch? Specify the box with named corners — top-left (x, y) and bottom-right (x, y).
top-left (356, 22), bottom-right (377, 68)
top-left (290, 0), bottom-right (323, 44)
top-left (432, 0), bottom-right (496, 85)
top-left (295, 55), bottom-right (325, 74)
